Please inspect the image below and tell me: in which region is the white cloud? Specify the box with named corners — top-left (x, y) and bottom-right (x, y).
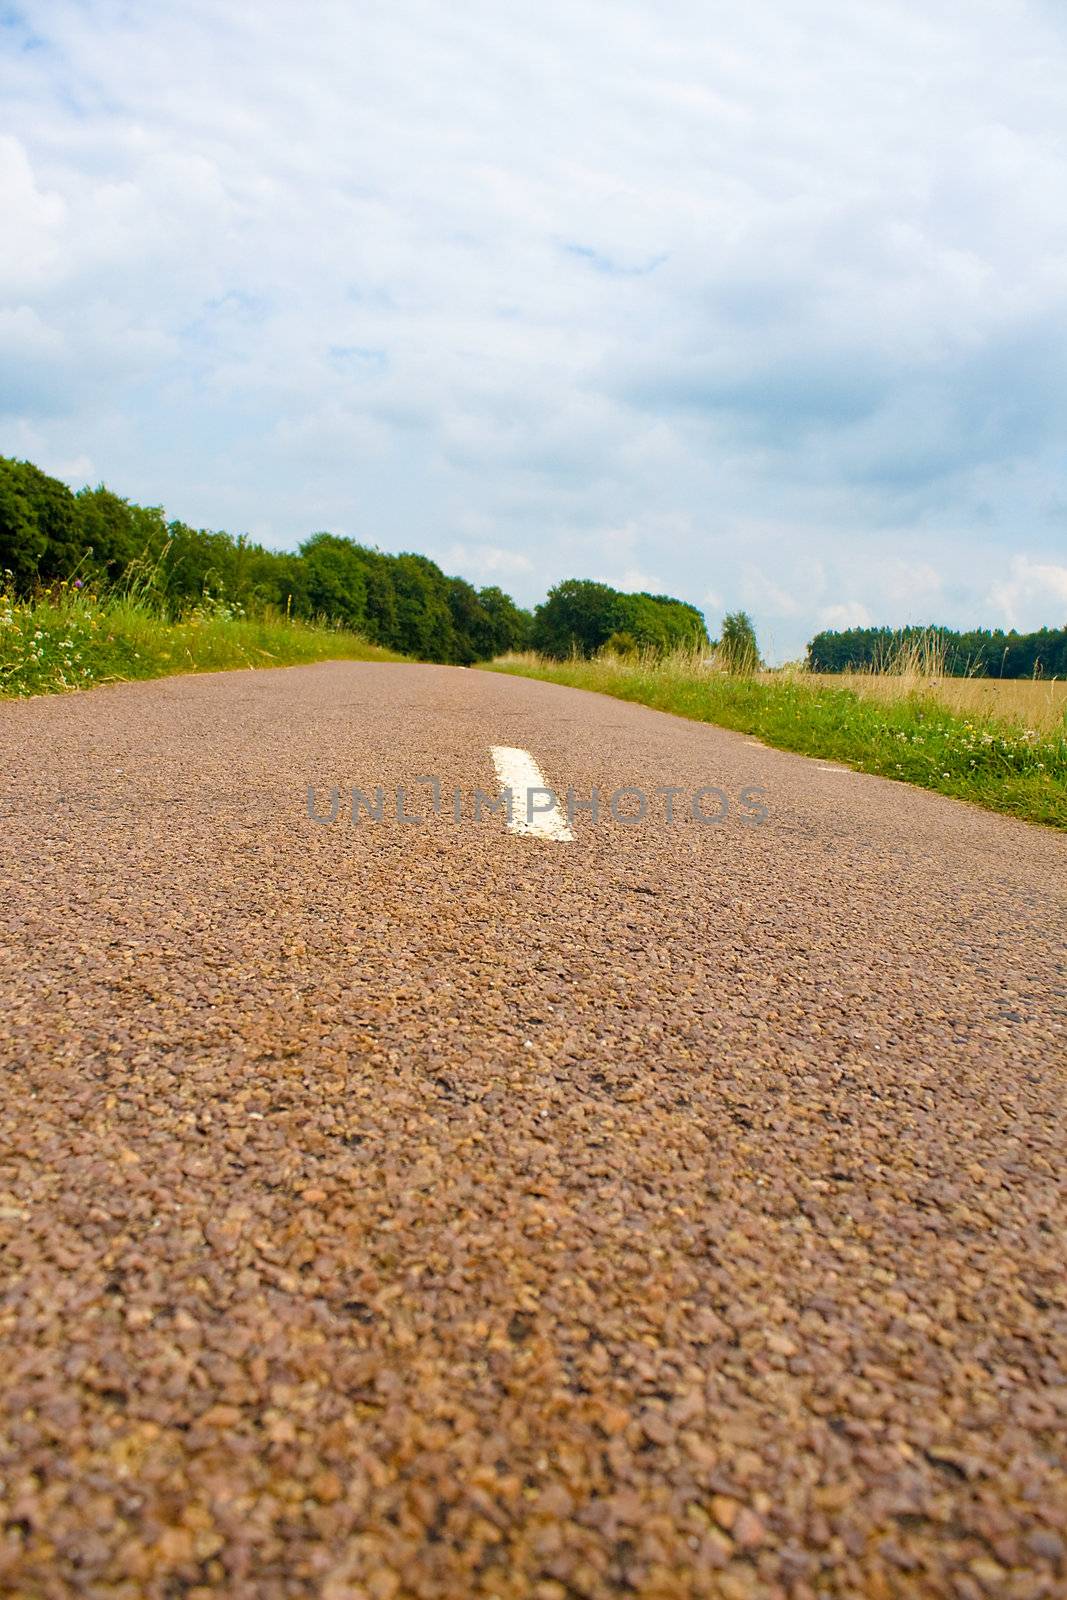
top-left (740, 566), bottom-right (802, 617)
top-left (618, 567), bottom-right (665, 593)
top-left (443, 543), bottom-right (534, 579)
top-left (0, 304), bottom-right (64, 359)
top-left (819, 602), bottom-right (873, 630)
top-left (0, 136), bottom-right (66, 291)
top-left (988, 556), bottom-right (1067, 630)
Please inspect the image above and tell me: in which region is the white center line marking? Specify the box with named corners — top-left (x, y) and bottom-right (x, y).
top-left (490, 746), bottom-right (574, 842)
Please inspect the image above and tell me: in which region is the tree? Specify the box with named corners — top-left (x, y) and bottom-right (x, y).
top-left (300, 533), bottom-right (370, 632)
top-left (0, 461), bottom-right (42, 587)
top-left (393, 554), bottom-right (455, 659)
top-left (477, 586), bottom-right (531, 655)
top-left (531, 579), bottom-right (708, 659)
top-left (806, 623), bottom-right (1067, 678)
top-left (74, 486), bottom-right (144, 578)
top-left (603, 630), bottom-right (640, 657)
top-left (3, 454), bottom-right (647, 668)
top-left (618, 592), bottom-right (708, 653)
top-left (0, 457), bottom-right (82, 585)
top-left (444, 576), bottom-right (488, 664)
top-left (532, 579), bottom-right (626, 657)
top-left (718, 610), bottom-right (761, 674)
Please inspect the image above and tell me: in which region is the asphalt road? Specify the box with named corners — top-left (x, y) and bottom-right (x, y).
top-left (1, 661), bottom-right (1065, 1600)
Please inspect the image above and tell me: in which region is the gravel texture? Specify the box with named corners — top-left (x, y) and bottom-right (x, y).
top-left (1, 660), bottom-right (1065, 1600)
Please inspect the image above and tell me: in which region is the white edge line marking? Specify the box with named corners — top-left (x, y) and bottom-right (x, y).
top-left (490, 746), bottom-right (574, 842)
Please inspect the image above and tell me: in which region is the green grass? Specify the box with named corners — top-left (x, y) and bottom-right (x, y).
top-left (0, 584), bottom-right (405, 698)
top-left (484, 652), bottom-right (1067, 830)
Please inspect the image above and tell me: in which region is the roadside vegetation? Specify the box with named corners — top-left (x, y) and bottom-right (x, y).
top-left (0, 455), bottom-right (529, 665)
top-left (0, 455), bottom-right (711, 691)
top-left (1, 456), bottom-right (708, 672)
top-left (485, 644), bottom-right (1067, 830)
top-left (0, 582), bottom-right (403, 698)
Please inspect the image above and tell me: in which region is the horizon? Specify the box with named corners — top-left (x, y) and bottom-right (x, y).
top-left (9, 448), bottom-right (1067, 665)
top-left (4, 0), bottom-right (1067, 662)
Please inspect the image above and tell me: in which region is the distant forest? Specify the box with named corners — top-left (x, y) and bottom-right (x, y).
top-left (808, 624), bottom-right (1067, 678)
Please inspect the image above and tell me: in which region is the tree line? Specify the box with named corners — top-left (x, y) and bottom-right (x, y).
top-left (0, 455), bottom-right (531, 663)
top-left (807, 623), bottom-right (1067, 678)
top-left (0, 456), bottom-right (711, 664)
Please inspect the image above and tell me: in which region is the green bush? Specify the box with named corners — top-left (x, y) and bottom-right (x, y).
top-left (603, 630), bottom-right (640, 657)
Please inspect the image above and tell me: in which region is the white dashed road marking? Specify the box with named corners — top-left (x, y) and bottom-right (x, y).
top-left (490, 746), bottom-right (574, 842)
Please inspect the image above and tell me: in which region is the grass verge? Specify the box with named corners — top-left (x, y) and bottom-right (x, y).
top-left (484, 651), bottom-right (1067, 830)
top-left (0, 585), bottom-right (405, 698)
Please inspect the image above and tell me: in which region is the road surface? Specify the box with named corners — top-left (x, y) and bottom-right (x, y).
top-left (1, 661), bottom-right (1065, 1599)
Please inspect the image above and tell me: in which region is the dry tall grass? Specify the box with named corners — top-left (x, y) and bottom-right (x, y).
top-left (806, 674), bottom-right (1067, 734)
top-left (787, 633), bottom-right (1067, 733)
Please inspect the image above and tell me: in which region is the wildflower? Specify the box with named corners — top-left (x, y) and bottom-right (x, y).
top-left (74, 579), bottom-right (83, 589)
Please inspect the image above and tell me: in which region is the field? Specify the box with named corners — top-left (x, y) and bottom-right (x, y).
top-left (804, 670), bottom-right (1067, 733)
top-left (486, 650), bottom-right (1067, 829)
top-left (0, 583), bottom-right (404, 698)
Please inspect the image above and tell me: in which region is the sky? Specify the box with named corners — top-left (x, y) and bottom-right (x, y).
top-left (2, 0), bottom-right (1067, 660)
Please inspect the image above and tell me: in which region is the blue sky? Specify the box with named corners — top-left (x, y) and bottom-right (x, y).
top-left (2, 0), bottom-right (1067, 659)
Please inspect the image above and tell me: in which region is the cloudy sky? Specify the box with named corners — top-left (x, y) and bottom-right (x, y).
top-left (3, 0), bottom-right (1067, 658)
